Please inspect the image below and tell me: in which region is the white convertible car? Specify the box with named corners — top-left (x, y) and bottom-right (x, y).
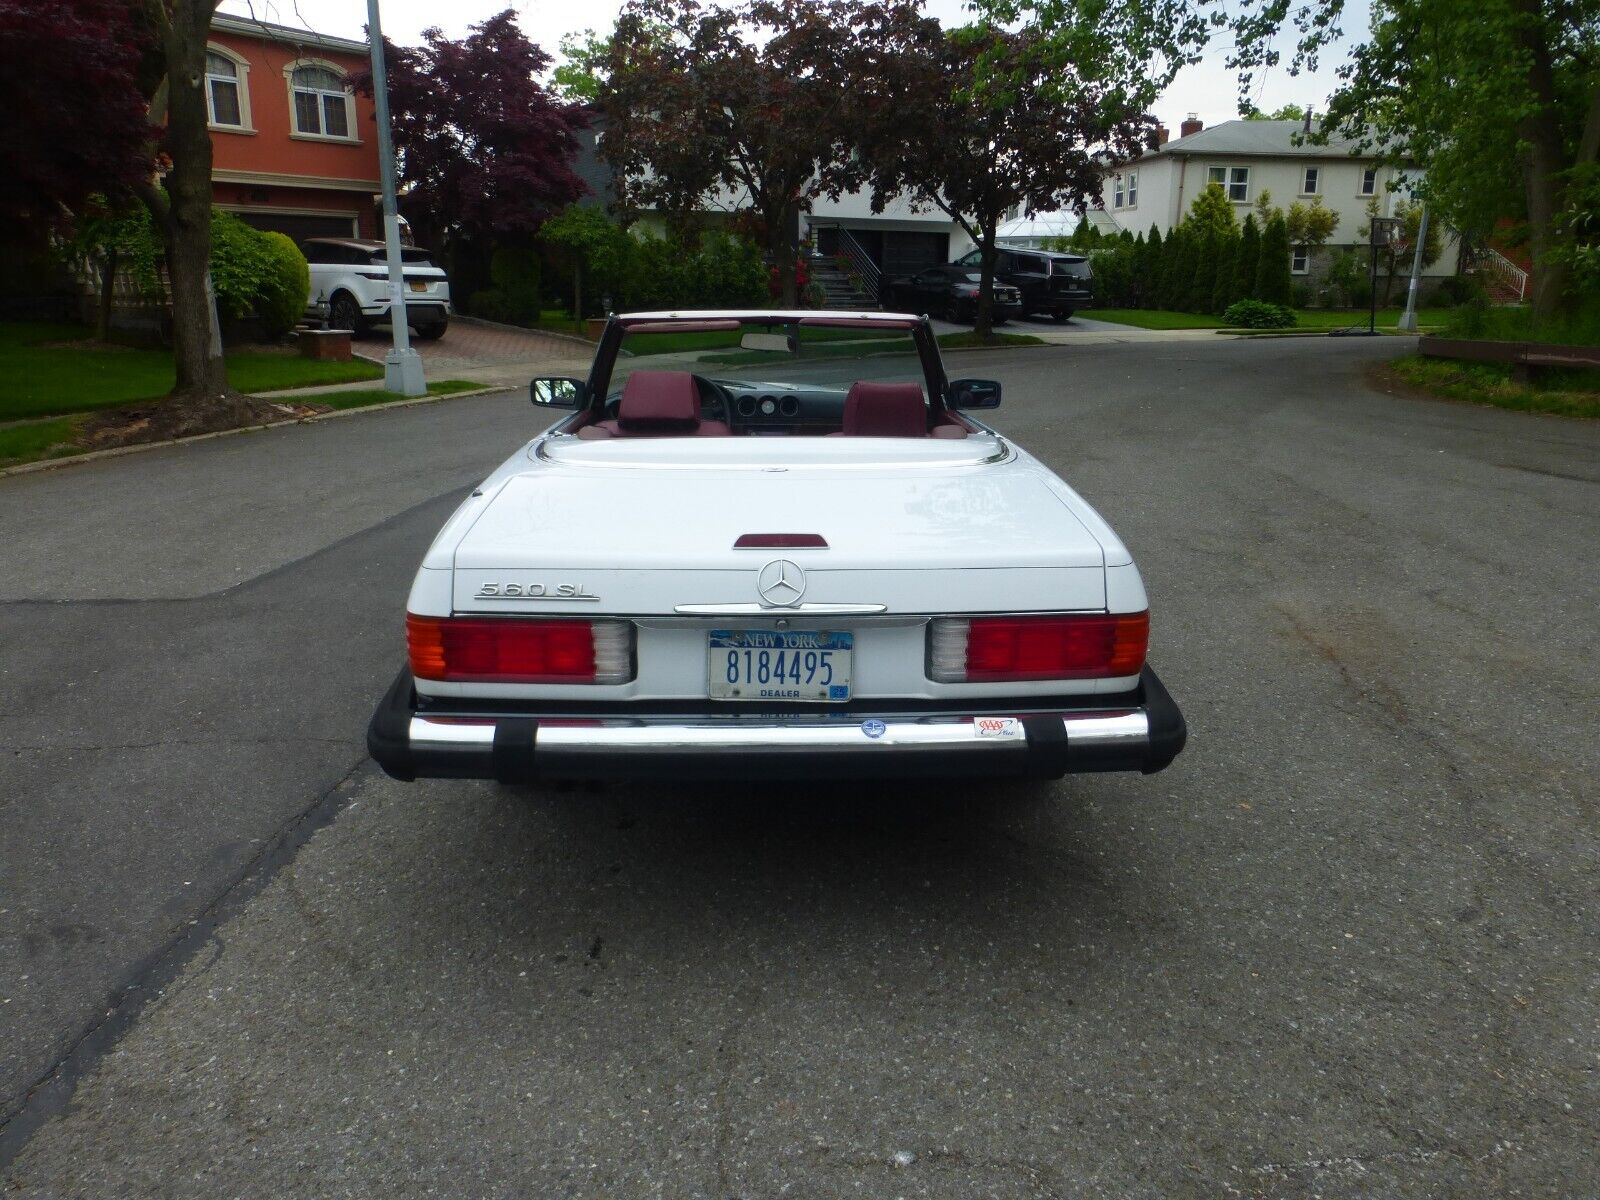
top-left (368, 311), bottom-right (1185, 783)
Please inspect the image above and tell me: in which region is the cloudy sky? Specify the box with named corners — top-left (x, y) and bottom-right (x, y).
top-left (217, 0), bottom-right (1365, 130)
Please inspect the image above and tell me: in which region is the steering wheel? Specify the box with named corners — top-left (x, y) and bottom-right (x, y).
top-left (692, 375), bottom-right (733, 427)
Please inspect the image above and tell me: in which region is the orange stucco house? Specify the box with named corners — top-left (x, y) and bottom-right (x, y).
top-left (204, 13), bottom-right (381, 242)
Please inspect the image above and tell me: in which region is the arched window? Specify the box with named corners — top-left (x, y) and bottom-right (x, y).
top-left (204, 46), bottom-right (251, 130)
top-left (289, 63), bottom-right (352, 139)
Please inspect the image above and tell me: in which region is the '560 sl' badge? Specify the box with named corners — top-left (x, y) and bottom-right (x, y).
top-left (475, 582), bottom-right (599, 601)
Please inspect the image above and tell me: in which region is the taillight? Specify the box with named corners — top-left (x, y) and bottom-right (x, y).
top-left (406, 615), bottom-right (633, 683)
top-left (927, 612), bottom-right (1148, 682)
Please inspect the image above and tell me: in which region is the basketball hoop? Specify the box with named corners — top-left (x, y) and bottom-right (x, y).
top-left (1391, 237), bottom-right (1411, 257)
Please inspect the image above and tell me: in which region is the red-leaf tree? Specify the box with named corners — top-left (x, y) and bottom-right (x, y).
top-left (858, 22), bottom-right (1152, 336)
top-left (360, 10), bottom-right (588, 273)
top-left (0, 0), bottom-right (156, 225)
top-left (599, 0), bottom-right (928, 306)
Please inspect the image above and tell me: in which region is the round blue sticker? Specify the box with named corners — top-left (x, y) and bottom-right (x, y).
top-left (861, 719), bottom-right (887, 739)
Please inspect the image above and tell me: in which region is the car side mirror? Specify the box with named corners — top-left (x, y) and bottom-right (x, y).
top-left (948, 378), bottom-right (1001, 409)
top-left (529, 377), bottom-right (585, 408)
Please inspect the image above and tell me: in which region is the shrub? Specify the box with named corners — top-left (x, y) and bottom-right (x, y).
top-left (1223, 299), bottom-right (1297, 328)
top-left (256, 231), bottom-right (309, 338)
top-left (1326, 250), bottom-right (1370, 308)
top-left (1433, 274), bottom-right (1485, 307)
top-left (208, 209), bottom-right (276, 322)
top-left (489, 245), bottom-right (542, 323)
top-left (1254, 213), bottom-right (1294, 306)
top-left (1291, 282), bottom-right (1312, 308)
top-left (467, 288), bottom-right (510, 321)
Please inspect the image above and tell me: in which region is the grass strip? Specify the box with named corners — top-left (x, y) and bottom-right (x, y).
top-left (312, 380), bottom-right (483, 410)
top-left (936, 331), bottom-right (1046, 348)
top-left (1384, 355), bottom-right (1600, 419)
top-left (0, 416), bottom-right (84, 467)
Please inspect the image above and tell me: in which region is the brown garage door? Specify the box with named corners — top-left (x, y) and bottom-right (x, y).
top-left (230, 211), bottom-right (358, 243)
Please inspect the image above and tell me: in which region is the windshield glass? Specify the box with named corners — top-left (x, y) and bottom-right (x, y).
top-left (609, 321), bottom-right (930, 399)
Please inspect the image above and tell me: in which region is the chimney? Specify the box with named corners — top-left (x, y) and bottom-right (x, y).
top-left (1155, 124), bottom-right (1170, 147)
top-left (1180, 113), bottom-right (1203, 138)
top-left (1302, 107), bottom-right (1313, 134)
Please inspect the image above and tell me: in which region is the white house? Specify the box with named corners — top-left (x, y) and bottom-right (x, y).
top-left (1094, 116), bottom-right (1460, 292)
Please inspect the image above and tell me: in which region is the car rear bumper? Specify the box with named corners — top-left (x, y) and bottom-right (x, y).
top-left (367, 666), bottom-right (1186, 783)
top-left (365, 300), bottom-right (450, 323)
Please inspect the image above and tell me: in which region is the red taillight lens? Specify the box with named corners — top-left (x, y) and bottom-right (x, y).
top-left (406, 615), bottom-right (633, 684)
top-left (928, 612), bottom-right (1148, 682)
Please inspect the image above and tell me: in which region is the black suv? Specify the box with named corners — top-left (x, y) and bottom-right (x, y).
top-left (955, 247), bottom-right (1093, 321)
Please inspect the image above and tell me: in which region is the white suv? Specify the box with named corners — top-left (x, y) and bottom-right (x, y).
top-left (302, 238), bottom-right (451, 340)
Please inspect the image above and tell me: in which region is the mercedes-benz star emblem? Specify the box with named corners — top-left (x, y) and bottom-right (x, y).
top-left (756, 558), bottom-right (806, 608)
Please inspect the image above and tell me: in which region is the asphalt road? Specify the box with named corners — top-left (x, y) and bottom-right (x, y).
top-left (2, 336), bottom-right (1596, 1197)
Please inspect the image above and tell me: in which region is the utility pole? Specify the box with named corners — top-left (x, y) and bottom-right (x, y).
top-left (366, 0), bottom-right (425, 396)
top-left (1396, 203), bottom-right (1430, 333)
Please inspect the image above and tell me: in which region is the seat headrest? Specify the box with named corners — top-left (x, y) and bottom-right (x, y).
top-left (842, 382), bottom-right (928, 437)
top-left (618, 371), bottom-right (700, 428)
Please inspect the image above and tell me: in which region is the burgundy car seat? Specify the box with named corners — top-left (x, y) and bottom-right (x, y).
top-left (838, 382), bottom-right (929, 437)
top-left (593, 370), bottom-right (730, 437)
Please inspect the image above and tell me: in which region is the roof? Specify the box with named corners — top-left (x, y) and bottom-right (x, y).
top-left (1141, 119), bottom-right (1374, 162)
top-left (211, 12), bottom-right (371, 57)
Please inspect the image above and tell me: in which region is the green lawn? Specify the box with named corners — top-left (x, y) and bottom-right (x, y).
top-left (1078, 307), bottom-right (1454, 332)
top-left (1076, 309), bottom-right (1223, 329)
top-left (1386, 355), bottom-right (1600, 419)
top-left (0, 416), bottom-right (83, 468)
top-left (314, 380), bottom-right (482, 410)
top-left (0, 321), bottom-right (383, 421)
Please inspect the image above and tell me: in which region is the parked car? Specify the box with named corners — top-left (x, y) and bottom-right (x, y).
top-left (955, 247), bottom-right (1094, 321)
top-left (366, 309), bottom-right (1186, 785)
top-left (881, 266), bottom-right (1022, 324)
top-left (301, 237), bottom-right (451, 340)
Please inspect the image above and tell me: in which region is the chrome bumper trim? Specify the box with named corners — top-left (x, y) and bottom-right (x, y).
top-left (407, 709), bottom-right (1148, 757)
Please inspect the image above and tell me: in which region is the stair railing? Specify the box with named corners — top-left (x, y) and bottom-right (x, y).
top-left (1469, 247), bottom-right (1529, 302)
top-left (823, 225), bottom-right (881, 304)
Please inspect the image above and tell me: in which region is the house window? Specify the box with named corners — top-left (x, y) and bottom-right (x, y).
top-left (203, 47), bottom-right (252, 129)
top-left (1208, 165), bottom-right (1250, 202)
top-left (1126, 171), bottom-right (1138, 207)
top-left (1112, 175), bottom-right (1125, 208)
top-left (205, 52), bottom-right (242, 126)
top-left (289, 64), bottom-right (352, 139)
top-left (1291, 249), bottom-right (1309, 274)
top-left (1360, 167), bottom-right (1378, 195)
top-left (1301, 167), bottom-right (1319, 195)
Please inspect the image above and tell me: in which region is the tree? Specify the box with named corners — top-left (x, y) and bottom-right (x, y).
top-left (552, 29), bottom-right (611, 102)
top-left (1360, 196), bottom-right (1441, 303)
top-left (600, 0), bottom-right (915, 306)
top-left (364, 10), bottom-right (588, 282)
top-left (862, 21), bottom-right (1155, 335)
top-left (1187, 181), bottom-right (1237, 243)
top-left (1190, 228), bottom-right (1218, 313)
top-left (1139, 225), bottom-right (1162, 307)
top-left (0, 0), bottom-right (156, 226)
top-left (1210, 229), bottom-right (1239, 312)
top-left (1234, 213), bottom-right (1262, 302)
top-left (136, 0), bottom-right (233, 412)
top-left (1243, 103), bottom-right (1307, 121)
top-left (1255, 212), bottom-right (1293, 306)
top-left (539, 204), bottom-right (636, 317)
top-left (1286, 196), bottom-right (1339, 259)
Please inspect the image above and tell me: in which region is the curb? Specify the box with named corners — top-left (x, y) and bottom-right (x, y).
top-left (0, 384), bottom-right (511, 481)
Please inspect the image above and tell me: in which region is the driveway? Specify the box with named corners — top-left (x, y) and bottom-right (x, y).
top-left (2, 337), bottom-right (1596, 1196)
top-left (352, 315), bottom-right (592, 386)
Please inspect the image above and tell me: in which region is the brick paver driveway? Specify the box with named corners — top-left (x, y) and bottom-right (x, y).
top-left (352, 316), bottom-right (592, 384)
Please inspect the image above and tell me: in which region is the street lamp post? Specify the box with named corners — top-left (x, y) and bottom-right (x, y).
top-left (1396, 203), bottom-right (1430, 334)
top-left (366, 0), bottom-right (425, 397)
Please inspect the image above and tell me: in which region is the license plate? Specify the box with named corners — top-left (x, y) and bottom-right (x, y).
top-left (708, 630), bottom-right (852, 702)
top-left (408, 280), bottom-right (428, 292)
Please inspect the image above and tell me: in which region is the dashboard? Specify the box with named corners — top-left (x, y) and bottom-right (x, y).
top-left (604, 376), bottom-right (853, 436)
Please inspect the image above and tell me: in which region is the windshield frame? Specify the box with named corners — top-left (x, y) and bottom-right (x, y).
top-left (582, 313), bottom-right (951, 415)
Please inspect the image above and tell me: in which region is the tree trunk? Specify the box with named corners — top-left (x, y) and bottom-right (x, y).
top-left (148, 0), bottom-right (230, 401)
top-left (974, 220), bottom-right (998, 339)
top-left (770, 199), bottom-right (801, 307)
top-left (1515, 0), bottom-right (1571, 325)
top-left (97, 249), bottom-right (118, 341)
top-left (573, 260), bottom-right (583, 321)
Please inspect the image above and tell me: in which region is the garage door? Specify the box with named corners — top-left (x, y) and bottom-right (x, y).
top-left (230, 211), bottom-right (358, 242)
top-left (881, 231), bottom-right (950, 275)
